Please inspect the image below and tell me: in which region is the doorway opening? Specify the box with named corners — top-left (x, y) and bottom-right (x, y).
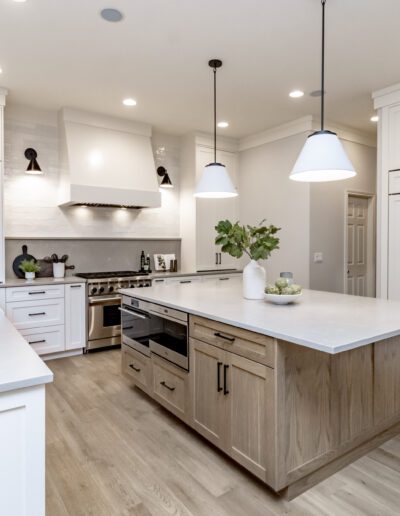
top-left (344, 192), bottom-right (376, 297)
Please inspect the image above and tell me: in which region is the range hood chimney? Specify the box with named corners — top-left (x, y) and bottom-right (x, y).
top-left (58, 108), bottom-right (161, 208)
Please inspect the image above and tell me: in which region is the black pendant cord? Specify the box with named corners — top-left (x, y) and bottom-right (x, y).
top-left (321, 0), bottom-right (326, 131)
top-left (213, 66), bottom-right (217, 163)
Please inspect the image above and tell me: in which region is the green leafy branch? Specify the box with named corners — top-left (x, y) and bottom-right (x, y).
top-left (215, 220), bottom-right (280, 261)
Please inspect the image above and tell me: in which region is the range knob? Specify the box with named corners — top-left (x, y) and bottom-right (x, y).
top-left (90, 287), bottom-right (97, 295)
top-left (99, 286), bottom-right (105, 294)
top-left (108, 285), bottom-right (114, 293)
top-left (129, 282), bottom-right (136, 288)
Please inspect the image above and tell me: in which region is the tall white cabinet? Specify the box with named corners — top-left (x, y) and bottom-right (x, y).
top-left (0, 89), bottom-right (7, 285)
top-left (373, 83), bottom-right (400, 299)
top-left (180, 134), bottom-right (239, 272)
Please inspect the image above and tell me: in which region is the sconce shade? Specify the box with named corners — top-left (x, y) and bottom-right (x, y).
top-left (24, 148), bottom-right (43, 175)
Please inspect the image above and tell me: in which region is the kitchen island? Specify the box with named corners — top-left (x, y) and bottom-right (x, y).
top-left (119, 281), bottom-right (400, 499)
top-left (0, 309), bottom-right (53, 515)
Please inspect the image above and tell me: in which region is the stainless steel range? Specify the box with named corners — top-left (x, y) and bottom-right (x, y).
top-left (76, 271), bottom-right (152, 351)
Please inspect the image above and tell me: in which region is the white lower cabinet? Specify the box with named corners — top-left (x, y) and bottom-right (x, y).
top-left (3, 281), bottom-right (86, 357)
top-left (65, 283), bottom-right (86, 350)
top-left (0, 384), bottom-right (46, 516)
top-left (20, 325), bottom-right (65, 355)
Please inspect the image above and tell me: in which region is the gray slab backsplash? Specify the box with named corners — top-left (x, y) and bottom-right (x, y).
top-left (5, 238), bottom-right (181, 278)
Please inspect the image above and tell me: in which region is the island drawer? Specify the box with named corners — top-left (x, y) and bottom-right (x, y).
top-left (6, 298), bottom-right (65, 330)
top-left (122, 344), bottom-right (151, 393)
top-left (20, 325), bottom-right (65, 355)
top-left (6, 284), bottom-right (65, 303)
top-left (189, 315), bottom-right (275, 368)
top-left (151, 354), bottom-right (189, 422)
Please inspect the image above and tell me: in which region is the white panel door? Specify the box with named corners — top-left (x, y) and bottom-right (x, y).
top-left (388, 195), bottom-right (400, 300)
top-left (347, 196), bottom-right (369, 296)
top-left (196, 147), bottom-right (239, 271)
top-left (65, 283), bottom-right (86, 350)
top-left (388, 105), bottom-right (400, 171)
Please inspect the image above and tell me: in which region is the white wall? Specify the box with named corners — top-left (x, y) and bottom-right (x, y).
top-left (238, 133), bottom-right (311, 287)
top-left (3, 104), bottom-right (180, 238)
top-left (309, 140), bottom-right (377, 293)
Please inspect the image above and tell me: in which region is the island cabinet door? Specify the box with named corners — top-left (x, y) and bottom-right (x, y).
top-left (224, 353), bottom-right (273, 482)
top-left (190, 338), bottom-right (228, 449)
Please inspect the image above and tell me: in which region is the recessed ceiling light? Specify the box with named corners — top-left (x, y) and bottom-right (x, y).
top-left (370, 115), bottom-right (379, 122)
top-left (13, 0), bottom-right (27, 2)
top-left (100, 8), bottom-right (123, 22)
top-left (289, 90), bottom-right (304, 98)
top-left (122, 98), bottom-right (137, 107)
top-left (217, 121), bottom-right (229, 128)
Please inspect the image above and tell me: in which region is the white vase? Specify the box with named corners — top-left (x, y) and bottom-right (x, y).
top-left (25, 272), bottom-right (35, 280)
top-left (243, 260), bottom-right (266, 300)
top-left (53, 262), bottom-right (65, 278)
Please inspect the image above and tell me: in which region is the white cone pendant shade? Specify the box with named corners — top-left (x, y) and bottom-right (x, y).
top-left (290, 130), bottom-right (356, 182)
top-left (194, 163), bottom-right (238, 198)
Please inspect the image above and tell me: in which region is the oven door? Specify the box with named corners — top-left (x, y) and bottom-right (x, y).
top-left (148, 311), bottom-right (188, 370)
top-left (119, 304), bottom-right (152, 357)
top-left (88, 296), bottom-right (121, 341)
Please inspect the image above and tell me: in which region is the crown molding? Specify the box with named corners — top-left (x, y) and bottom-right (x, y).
top-left (192, 132), bottom-right (239, 153)
top-left (373, 82), bottom-right (400, 109)
top-left (239, 115), bottom-right (376, 151)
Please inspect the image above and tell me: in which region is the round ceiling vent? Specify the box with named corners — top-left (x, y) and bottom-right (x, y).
top-left (100, 8), bottom-right (123, 22)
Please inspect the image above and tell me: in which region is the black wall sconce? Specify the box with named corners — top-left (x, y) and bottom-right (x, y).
top-left (24, 148), bottom-right (43, 175)
top-left (157, 166), bottom-right (173, 188)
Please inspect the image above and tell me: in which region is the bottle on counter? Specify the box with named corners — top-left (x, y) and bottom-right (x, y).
top-left (140, 250), bottom-right (145, 272)
top-left (146, 254), bottom-right (152, 273)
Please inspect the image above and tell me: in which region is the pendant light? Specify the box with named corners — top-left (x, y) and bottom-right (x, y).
top-left (290, 0), bottom-right (356, 182)
top-left (194, 59), bottom-right (237, 198)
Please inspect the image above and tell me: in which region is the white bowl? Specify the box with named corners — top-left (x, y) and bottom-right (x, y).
top-left (264, 293), bottom-right (302, 305)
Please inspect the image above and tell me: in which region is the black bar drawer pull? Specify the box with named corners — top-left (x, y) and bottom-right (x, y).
top-left (28, 291), bottom-right (46, 295)
top-left (217, 361), bottom-right (223, 392)
top-left (129, 364), bottom-right (141, 372)
top-left (214, 332), bottom-right (235, 342)
top-left (160, 381), bottom-right (175, 392)
top-left (70, 285), bottom-right (82, 288)
top-left (28, 312), bottom-right (46, 317)
top-left (180, 280), bottom-right (191, 284)
top-left (223, 364), bottom-right (229, 395)
top-left (28, 339), bottom-right (46, 345)
top-left (215, 252), bottom-right (218, 265)
top-left (219, 277), bottom-right (230, 281)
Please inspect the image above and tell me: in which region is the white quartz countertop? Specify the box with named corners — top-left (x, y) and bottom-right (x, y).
top-left (0, 310), bottom-right (53, 393)
top-left (0, 275), bottom-right (86, 288)
top-left (119, 281), bottom-right (400, 354)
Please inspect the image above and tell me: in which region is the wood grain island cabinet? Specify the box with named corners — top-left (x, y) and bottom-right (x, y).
top-left (122, 311), bottom-right (400, 499)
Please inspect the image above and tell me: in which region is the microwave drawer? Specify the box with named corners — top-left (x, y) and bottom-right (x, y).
top-left (148, 303), bottom-right (187, 323)
top-left (6, 298), bottom-right (65, 330)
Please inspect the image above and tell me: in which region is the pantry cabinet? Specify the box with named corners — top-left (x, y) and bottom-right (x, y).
top-left (180, 134), bottom-right (240, 272)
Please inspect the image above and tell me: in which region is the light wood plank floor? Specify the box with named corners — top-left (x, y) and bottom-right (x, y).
top-left (46, 350), bottom-right (400, 516)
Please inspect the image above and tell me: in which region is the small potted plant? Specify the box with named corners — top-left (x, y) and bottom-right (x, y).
top-left (215, 219), bottom-right (280, 300)
top-left (19, 259), bottom-right (41, 280)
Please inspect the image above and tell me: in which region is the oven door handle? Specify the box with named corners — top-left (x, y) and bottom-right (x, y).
top-left (89, 296), bottom-right (121, 305)
top-left (119, 307), bottom-right (149, 320)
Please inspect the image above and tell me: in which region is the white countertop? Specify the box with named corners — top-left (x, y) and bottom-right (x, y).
top-left (0, 275), bottom-right (86, 288)
top-left (0, 310), bottom-right (53, 393)
top-left (119, 281), bottom-right (400, 354)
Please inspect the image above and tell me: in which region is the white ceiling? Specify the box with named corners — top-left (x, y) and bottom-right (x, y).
top-left (0, 0), bottom-right (398, 138)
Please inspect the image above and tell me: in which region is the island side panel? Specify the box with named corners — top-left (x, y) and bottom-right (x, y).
top-left (275, 340), bottom-right (376, 489)
top-left (374, 335), bottom-right (400, 425)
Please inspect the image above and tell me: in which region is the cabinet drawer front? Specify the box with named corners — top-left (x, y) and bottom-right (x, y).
top-left (20, 325), bottom-right (65, 355)
top-left (6, 299), bottom-right (65, 330)
top-left (121, 344), bottom-right (150, 392)
top-left (6, 284), bottom-right (65, 303)
top-left (165, 276), bottom-right (202, 285)
top-left (190, 315), bottom-right (275, 368)
top-left (152, 355), bottom-right (188, 420)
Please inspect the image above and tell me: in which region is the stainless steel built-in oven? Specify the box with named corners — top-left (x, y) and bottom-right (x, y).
top-left (120, 296), bottom-right (188, 370)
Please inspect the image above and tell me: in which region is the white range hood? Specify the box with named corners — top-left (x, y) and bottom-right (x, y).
top-left (58, 108), bottom-right (161, 208)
